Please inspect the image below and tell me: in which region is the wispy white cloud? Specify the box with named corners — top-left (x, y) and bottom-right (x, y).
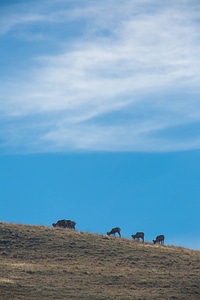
top-left (1, 0), bottom-right (200, 153)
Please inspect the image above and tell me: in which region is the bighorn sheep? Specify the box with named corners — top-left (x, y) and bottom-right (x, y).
top-left (107, 227), bottom-right (121, 237)
top-left (131, 232), bottom-right (144, 242)
top-left (52, 219), bottom-right (76, 230)
top-left (153, 234), bottom-right (165, 244)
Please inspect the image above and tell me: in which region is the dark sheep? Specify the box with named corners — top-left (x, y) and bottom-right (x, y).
top-left (107, 227), bottom-right (121, 237)
top-left (52, 219), bottom-right (76, 230)
top-left (153, 234), bottom-right (165, 244)
top-left (131, 232), bottom-right (144, 242)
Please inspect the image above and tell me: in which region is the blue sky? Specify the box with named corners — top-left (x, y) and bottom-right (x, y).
top-left (0, 0), bottom-right (200, 250)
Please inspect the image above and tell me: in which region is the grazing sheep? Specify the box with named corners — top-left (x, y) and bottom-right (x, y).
top-left (153, 234), bottom-right (165, 244)
top-left (52, 219), bottom-right (76, 230)
top-left (107, 227), bottom-right (121, 237)
top-left (131, 232), bottom-right (144, 242)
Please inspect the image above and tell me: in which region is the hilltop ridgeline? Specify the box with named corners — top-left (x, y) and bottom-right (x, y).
top-left (52, 219), bottom-right (165, 245)
top-left (0, 222), bottom-right (200, 300)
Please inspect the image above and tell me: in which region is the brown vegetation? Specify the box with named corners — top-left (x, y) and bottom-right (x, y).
top-left (0, 222), bottom-right (199, 299)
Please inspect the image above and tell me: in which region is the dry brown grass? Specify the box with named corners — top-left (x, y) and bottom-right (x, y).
top-left (0, 222), bottom-right (199, 299)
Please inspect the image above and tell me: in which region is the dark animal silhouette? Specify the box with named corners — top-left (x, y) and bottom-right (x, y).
top-left (52, 219), bottom-right (76, 230)
top-left (131, 232), bottom-right (144, 242)
top-left (107, 227), bottom-right (121, 237)
top-left (153, 234), bottom-right (165, 244)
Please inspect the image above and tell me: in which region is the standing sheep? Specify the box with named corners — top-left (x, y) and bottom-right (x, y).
top-left (107, 227), bottom-right (121, 237)
top-left (153, 234), bottom-right (165, 244)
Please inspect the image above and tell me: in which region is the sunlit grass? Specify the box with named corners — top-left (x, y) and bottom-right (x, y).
top-left (0, 222), bottom-right (199, 299)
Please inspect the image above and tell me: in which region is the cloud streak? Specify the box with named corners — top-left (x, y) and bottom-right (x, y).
top-left (1, 0), bottom-right (200, 153)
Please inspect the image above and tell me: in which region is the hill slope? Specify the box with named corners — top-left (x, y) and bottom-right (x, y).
top-left (0, 222), bottom-right (199, 300)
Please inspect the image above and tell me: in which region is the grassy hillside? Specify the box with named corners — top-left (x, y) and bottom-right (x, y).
top-left (0, 222), bottom-right (199, 300)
